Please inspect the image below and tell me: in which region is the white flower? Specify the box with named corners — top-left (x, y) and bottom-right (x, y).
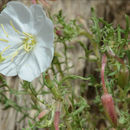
top-left (0, 1), bottom-right (54, 82)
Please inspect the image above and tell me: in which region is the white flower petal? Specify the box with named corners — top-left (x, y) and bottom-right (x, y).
top-left (0, 46), bottom-right (30, 77)
top-left (18, 53), bottom-right (41, 82)
top-left (0, 15), bottom-right (22, 54)
top-left (0, 14), bottom-right (23, 34)
top-left (18, 43), bottom-right (54, 82)
top-left (0, 49), bottom-right (17, 76)
top-left (0, 61), bottom-right (17, 76)
top-left (34, 43), bottom-right (54, 72)
top-left (1, 1), bottom-right (33, 33)
top-left (30, 4), bottom-right (54, 47)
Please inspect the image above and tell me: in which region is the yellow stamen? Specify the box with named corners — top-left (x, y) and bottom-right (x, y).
top-left (11, 51), bottom-right (18, 62)
top-left (1, 24), bottom-right (8, 37)
top-left (0, 38), bottom-right (8, 42)
top-left (23, 32), bottom-right (33, 38)
top-left (10, 21), bottom-right (20, 34)
top-left (23, 35), bottom-right (36, 52)
top-left (0, 55), bottom-right (5, 63)
top-left (0, 22), bottom-right (37, 62)
top-left (2, 45), bottom-right (10, 54)
top-left (0, 45), bottom-right (10, 63)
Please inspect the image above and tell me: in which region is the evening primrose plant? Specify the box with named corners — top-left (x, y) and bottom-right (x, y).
top-left (0, 2), bottom-right (130, 130)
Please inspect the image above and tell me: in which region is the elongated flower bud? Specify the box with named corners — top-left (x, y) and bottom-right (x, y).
top-left (54, 102), bottom-right (61, 130)
top-left (101, 94), bottom-right (117, 126)
top-left (101, 54), bottom-right (118, 126)
top-left (54, 111), bottom-right (60, 130)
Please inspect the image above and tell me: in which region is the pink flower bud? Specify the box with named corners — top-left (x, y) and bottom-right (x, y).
top-left (101, 94), bottom-right (117, 126)
top-left (56, 30), bottom-right (63, 37)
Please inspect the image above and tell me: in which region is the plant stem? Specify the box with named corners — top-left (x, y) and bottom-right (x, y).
top-left (101, 54), bottom-right (108, 94)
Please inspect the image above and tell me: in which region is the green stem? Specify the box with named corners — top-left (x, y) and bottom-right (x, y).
top-left (79, 31), bottom-right (100, 60)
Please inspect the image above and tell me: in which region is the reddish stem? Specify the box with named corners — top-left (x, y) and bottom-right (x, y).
top-left (101, 54), bottom-right (108, 94)
top-left (40, 0), bottom-right (49, 7)
top-left (107, 49), bottom-right (125, 65)
top-left (113, 55), bottom-right (125, 65)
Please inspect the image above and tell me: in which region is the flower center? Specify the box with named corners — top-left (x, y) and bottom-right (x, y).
top-left (10, 21), bottom-right (37, 52)
top-left (22, 33), bottom-right (36, 52)
top-left (0, 21), bottom-right (37, 62)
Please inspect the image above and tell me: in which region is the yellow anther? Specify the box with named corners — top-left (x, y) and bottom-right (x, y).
top-left (0, 38), bottom-right (8, 42)
top-left (1, 24), bottom-right (8, 37)
top-left (10, 21), bottom-right (20, 34)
